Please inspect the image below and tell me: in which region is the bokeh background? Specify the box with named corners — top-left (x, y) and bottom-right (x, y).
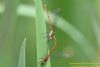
top-left (0, 0), bottom-right (100, 67)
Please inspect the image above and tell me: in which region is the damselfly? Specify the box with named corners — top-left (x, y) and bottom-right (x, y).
top-left (40, 0), bottom-right (60, 64)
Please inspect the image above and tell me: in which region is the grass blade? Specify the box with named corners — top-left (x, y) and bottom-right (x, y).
top-left (18, 38), bottom-right (26, 67)
top-left (34, 0), bottom-right (51, 67)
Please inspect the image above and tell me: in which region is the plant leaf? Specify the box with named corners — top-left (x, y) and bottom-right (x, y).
top-left (18, 38), bottom-right (26, 67)
top-left (34, 0), bottom-right (51, 67)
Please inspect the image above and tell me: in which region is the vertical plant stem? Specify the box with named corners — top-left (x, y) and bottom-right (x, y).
top-left (34, 0), bottom-right (51, 67)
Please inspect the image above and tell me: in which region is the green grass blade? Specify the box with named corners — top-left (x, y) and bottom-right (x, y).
top-left (34, 0), bottom-right (51, 67)
top-left (18, 38), bottom-right (26, 67)
top-left (0, 0), bottom-right (20, 67)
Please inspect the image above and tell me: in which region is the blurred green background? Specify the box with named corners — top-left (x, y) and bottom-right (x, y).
top-left (0, 0), bottom-right (100, 67)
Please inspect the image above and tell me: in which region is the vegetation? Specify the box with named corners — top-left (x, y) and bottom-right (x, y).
top-left (0, 0), bottom-right (100, 67)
